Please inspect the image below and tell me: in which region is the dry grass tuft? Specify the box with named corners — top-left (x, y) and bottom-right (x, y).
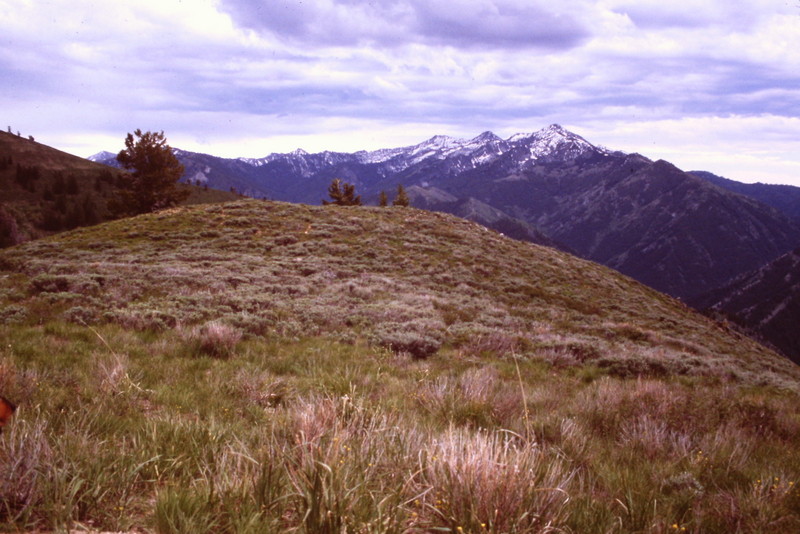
top-left (186, 320), bottom-right (242, 358)
top-left (0, 417), bottom-right (52, 523)
top-left (415, 427), bottom-right (575, 533)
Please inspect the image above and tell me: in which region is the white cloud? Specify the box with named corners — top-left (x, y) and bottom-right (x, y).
top-left (2, 0), bottom-right (799, 185)
top-left (217, 0), bottom-right (592, 49)
top-left (577, 115), bottom-right (800, 184)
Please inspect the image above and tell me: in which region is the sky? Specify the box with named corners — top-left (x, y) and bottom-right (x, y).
top-left (1, 0), bottom-right (799, 185)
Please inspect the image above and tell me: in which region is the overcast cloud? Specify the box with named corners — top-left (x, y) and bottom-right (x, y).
top-left (1, 0), bottom-right (799, 185)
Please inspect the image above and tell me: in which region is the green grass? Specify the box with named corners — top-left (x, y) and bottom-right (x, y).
top-left (1, 323), bottom-right (798, 532)
top-left (1, 199), bottom-right (799, 532)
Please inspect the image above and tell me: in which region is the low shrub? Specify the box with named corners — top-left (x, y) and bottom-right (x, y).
top-left (64, 306), bottom-right (98, 325)
top-left (372, 323), bottom-right (442, 359)
top-left (107, 309), bottom-right (178, 332)
top-left (28, 274), bottom-right (71, 294)
top-left (0, 304), bottom-right (27, 324)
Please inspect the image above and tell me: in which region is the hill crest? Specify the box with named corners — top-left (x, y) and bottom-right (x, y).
top-left (88, 125), bottom-right (800, 301)
top-left (1, 198), bottom-right (797, 388)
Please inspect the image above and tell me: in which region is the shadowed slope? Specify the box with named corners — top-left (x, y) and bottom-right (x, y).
top-left (0, 131), bottom-right (238, 247)
top-left (693, 247), bottom-right (800, 365)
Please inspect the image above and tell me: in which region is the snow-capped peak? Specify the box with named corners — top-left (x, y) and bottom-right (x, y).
top-left (210, 124), bottom-right (609, 174)
top-left (356, 134), bottom-right (479, 166)
top-left (88, 151), bottom-right (116, 162)
top-left (507, 124), bottom-right (602, 162)
top-left (414, 135), bottom-right (467, 153)
top-left (472, 131), bottom-right (503, 143)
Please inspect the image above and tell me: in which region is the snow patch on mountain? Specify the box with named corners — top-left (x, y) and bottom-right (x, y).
top-left (90, 124), bottom-right (614, 177)
top-left (508, 124), bottom-right (605, 164)
top-left (88, 151), bottom-right (116, 163)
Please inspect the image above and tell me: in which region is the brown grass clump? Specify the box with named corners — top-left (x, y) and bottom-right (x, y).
top-left (414, 428), bottom-right (574, 533)
top-left (186, 320), bottom-right (242, 358)
top-left (0, 418), bottom-right (52, 523)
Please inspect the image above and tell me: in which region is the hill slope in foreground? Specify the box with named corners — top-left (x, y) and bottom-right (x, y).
top-left (1, 199), bottom-right (799, 532)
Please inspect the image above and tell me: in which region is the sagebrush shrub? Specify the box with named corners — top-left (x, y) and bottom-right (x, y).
top-left (373, 327), bottom-right (442, 359)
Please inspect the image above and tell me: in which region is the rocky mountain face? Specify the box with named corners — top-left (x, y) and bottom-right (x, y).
top-left (691, 247), bottom-right (800, 365)
top-left (89, 124), bottom-right (800, 301)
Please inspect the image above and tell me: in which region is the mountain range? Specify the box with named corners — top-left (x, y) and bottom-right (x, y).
top-left (91, 124), bottom-right (800, 302)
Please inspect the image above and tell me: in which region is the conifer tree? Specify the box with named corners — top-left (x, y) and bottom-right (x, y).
top-left (112, 129), bottom-right (188, 215)
top-left (323, 178), bottom-right (361, 206)
top-left (52, 172), bottom-right (66, 194)
top-left (379, 190), bottom-right (388, 207)
top-left (392, 184), bottom-right (410, 207)
top-left (0, 205), bottom-right (21, 248)
top-left (82, 195), bottom-right (98, 225)
top-left (65, 174), bottom-right (79, 195)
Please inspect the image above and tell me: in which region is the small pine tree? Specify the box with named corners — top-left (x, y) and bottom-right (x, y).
top-left (41, 208), bottom-right (63, 231)
top-left (392, 184), bottom-right (409, 207)
top-left (0, 205), bottom-right (21, 248)
top-left (52, 172), bottom-right (66, 195)
top-left (379, 191), bottom-right (388, 207)
top-left (323, 178), bottom-right (361, 206)
top-left (82, 195), bottom-right (98, 225)
top-left (65, 202), bottom-right (84, 229)
top-left (65, 174), bottom-right (79, 195)
top-left (113, 129), bottom-right (188, 215)
top-left (15, 164), bottom-right (40, 185)
top-left (53, 195), bottom-right (67, 214)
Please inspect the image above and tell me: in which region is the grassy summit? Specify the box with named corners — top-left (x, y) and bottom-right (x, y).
top-left (1, 199), bottom-right (799, 532)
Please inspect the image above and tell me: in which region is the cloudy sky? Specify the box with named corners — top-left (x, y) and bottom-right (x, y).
top-left (2, 0), bottom-right (799, 184)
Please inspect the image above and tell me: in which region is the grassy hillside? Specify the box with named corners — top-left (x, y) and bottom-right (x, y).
top-left (1, 200), bottom-right (799, 532)
top-left (0, 130), bottom-right (237, 246)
